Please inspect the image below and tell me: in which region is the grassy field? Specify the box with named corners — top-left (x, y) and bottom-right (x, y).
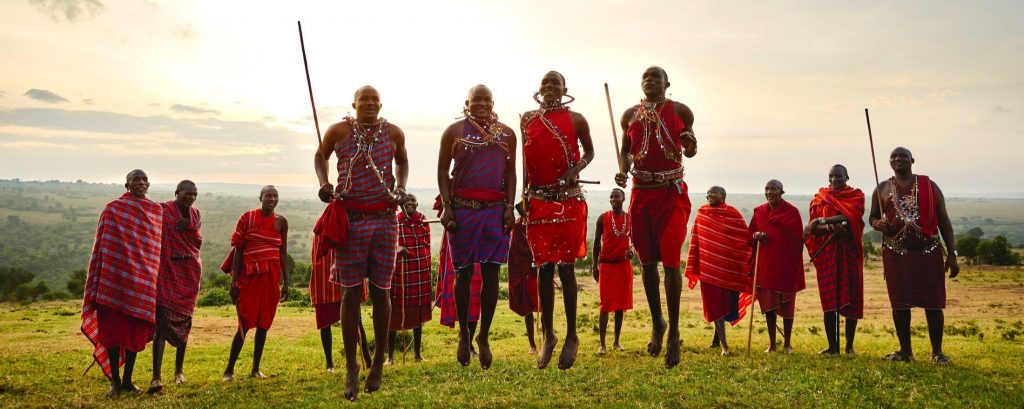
top-left (1, 261), bottom-right (1022, 408)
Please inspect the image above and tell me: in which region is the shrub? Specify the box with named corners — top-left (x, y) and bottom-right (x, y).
top-left (66, 269), bottom-right (86, 296)
top-left (197, 288), bottom-right (232, 307)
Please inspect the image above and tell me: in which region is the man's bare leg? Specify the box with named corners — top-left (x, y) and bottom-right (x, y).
top-left (765, 311), bottom-right (778, 352)
top-left (885, 309), bottom-right (914, 361)
top-left (357, 315), bottom-right (372, 368)
top-left (820, 312), bottom-right (840, 355)
top-left (467, 321), bottom-right (478, 356)
top-left (251, 329), bottom-right (268, 378)
top-left (663, 266), bottom-right (682, 368)
top-left (147, 333), bottom-right (166, 394)
top-left (413, 326), bottom-right (423, 362)
top-left (477, 263), bottom-right (500, 369)
top-left (782, 318), bottom-right (794, 353)
top-left (454, 265), bottom-right (473, 366)
top-left (613, 311), bottom-right (624, 350)
top-left (386, 330), bottom-right (396, 365)
top-left (714, 319), bottom-right (731, 356)
top-left (106, 346), bottom-right (122, 398)
top-left (222, 329), bottom-right (245, 381)
top-left (598, 312), bottom-right (609, 354)
top-left (557, 264), bottom-right (579, 370)
top-left (537, 264), bottom-right (558, 369)
top-left (364, 284), bottom-right (391, 393)
top-left (709, 330), bottom-right (721, 349)
top-left (525, 313), bottom-right (537, 354)
top-left (174, 343), bottom-right (187, 383)
top-left (641, 264), bottom-right (667, 356)
top-left (845, 318), bottom-right (859, 354)
top-left (320, 327), bottom-right (335, 371)
top-left (121, 351), bottom-right (141, 393)
top-left (340, 287), bottom-right (362, 400)
top-left (925, 309), bottom-right (950, 364)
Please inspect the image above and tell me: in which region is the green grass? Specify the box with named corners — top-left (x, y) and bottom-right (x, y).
top-left (1, 268), bottom-right (1023, 408)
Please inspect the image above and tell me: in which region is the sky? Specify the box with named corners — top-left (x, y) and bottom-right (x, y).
top-left (1, 0), bottom-right (1022, 196)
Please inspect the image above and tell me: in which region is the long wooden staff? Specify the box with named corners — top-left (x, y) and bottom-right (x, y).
top-left (604, 83), bottom-right (623, 172)
top-left (865, 109), bottom-right (885, 212)
top-left (298, 21), bottom-right (324, 159)
top-left (746, 242), bottom-right (761, 355)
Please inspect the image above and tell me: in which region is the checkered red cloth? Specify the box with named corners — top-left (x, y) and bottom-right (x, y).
top-left (807, 186), bottom-right (865, 318)
top-left (331, 214), bottom-right (397, 289)
top-left (157, 201), bottom-right (203, 317)
top-left (882, 175), bottom-right (945, 309)
top-left (508, 219), bottom-right (540, 316)
top-left (81, 193), bottom-right (162, 378)
top-left (436, 233), bottom-right (481, 327)
top-left (684, 203), bottom-right (753, 325)
top-left (390, 211), bottom-right (433, 330)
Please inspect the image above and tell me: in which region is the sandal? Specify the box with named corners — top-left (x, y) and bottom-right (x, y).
top-left (931, 353), bottom-right (951, 365)
top-left (883, 351), bottom-right (914, 362)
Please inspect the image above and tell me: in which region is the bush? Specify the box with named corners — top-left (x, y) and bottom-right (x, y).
top-left (66, 269), bottom-right (86, 296)
top-left (204, 274), bottom-right (231, 291)
top-left (197, 288), bottom-right (232, 307)
top-left (282, 287), bottom-right (310, 307)
top-left (957, 236), bottom-right (981, 265)
top-left (0, 267), bottom-right (35, 301)
top-left (292, 262), bottom-right (311, 288)
top-left (42, 291), bottom-right (70, 301)
top-left (977, 236), bottom-right (1021, 266)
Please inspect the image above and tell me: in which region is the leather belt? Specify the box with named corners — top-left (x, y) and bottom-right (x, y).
top-left (526, 184), bottom-right (584, 202)
top-left (631, 167), bottom-right (684, 183)
top-left (451, 196), bottom-right (505, 210)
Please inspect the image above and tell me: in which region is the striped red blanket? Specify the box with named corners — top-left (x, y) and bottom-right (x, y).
top-left (157, 201), bottom-right (203, 317)
top-left (684, 203), bottom-right (753, 325)
top-left (81, 193), bottom-right (162, 378)
top-left (390, 211), bottom-right (433, 330)
top-left (220, 209), bottom-right (283, 276)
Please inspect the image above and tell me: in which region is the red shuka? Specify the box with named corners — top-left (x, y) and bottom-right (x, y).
top-left (508, 218), bottom-right (540, 316)
top-left (390, 211), bottom-right (433, 331)
top-left (81, 193), bottom-right (162, 378)
top-left (598, 211), bottom-right (634, 313)
top-left (523, 108), bottom-right (588, 264)
top-left (222, 209), bottom-right (282, 331)
top-left (157, 201), bottom-right (203, 317)
top-left (684, 203), bottom-right (753, 325)
top-left (807, 186), bottom-right (865, 318)
top-left (748, 200), bottom-right (805, 294)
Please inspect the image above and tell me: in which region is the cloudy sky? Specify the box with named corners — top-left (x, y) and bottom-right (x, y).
top-left (1, 0), bottom-right (1021, 196)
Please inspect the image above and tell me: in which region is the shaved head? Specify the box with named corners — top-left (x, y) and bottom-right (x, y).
top-left (831, 164), bottom-right (849, 178)
top-left (468, 84), bottom-right (491, 99)
top-left (709, 185), bottom-right (726, 196)
top-left (260, 185), bottom-right (278, 199)
top-left (126, 169), bottom-right (146, 183)
top-left (545, 70), bottom-right (566, 86)
top-left (354, 85), bottom-right (379, 102)
top-left (766, 179), bottom-right (783, 191)
top-left (891, 146), bottom-right (913, 158)
top-left (175, 179), bottom-right (196, 194)
top-left (646, 66), bottom-right (668, 83)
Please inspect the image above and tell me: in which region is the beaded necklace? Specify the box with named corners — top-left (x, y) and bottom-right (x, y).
top-left (633, 98), bottom-right (682, 165)
top-left (526, 103), bottom-right (577, 171)
top-left (454, 112), bottom-right (511, 158)
top-left (338, 116), bottom-right (389, 196)
top-left (883, 176), bottom-right (938, 254)
top-left (609, 210), bottom-right (628, 237)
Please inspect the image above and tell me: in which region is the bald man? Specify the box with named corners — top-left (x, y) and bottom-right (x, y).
top-left (870, 147), bottom-right (959, 364)
top-left (221, 185), bottom-right (290, 380)
top-left (437, 85), bottom-right (517, 369)
top-left (615, 66), bottom-right (697, 368)
top-left (314, 85), bottom-right (410, 400)
top-left (521, 70), bottom-right (595, 370)
top-left (81, 169), bottom-right (162, 397)
top-left (749, 180), bottom-right (805, 353)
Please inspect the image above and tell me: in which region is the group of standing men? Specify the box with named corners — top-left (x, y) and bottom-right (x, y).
top-left (81, 66), bottom-right (962, 401)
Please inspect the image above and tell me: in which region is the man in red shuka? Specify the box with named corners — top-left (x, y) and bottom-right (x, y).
top-left (615, 66), bottom-right (697, 368)
top-left (591, 188), bottom-right (634, 354)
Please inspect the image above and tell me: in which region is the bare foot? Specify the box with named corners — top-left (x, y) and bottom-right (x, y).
top-left (528, 346), bottom-right (537, 355)
top-left (720, 347), bottom-right (732, 356)
top-left (664, 332), bottom-right (681, 369)
top-left (250, 371), bottom-right (267, 379)
top-left (783, 346), bottom-right (794, 354)
top-left (174, 373), bottom-right (186, 384)
top-left (364, 364), bottom-right (383, 393)
top-left (598, 345), bottom-right (607, 355)
top-left (343, 367), bottom-right (359, 401)
top-left (415, 355), bottom-right (424, 362)
top-left (557, 335), bottom-right (579, 370)
top-left (708, 342), bottom-right (721, 350)
top-left (537, 334), bottom-right (558, 369)
top-left (120, 382), bottom-right (142, 394)
top-left (818, 348), bottom-right (839, 356)
top-left (613, 343), bottom-right (623, 351)
top-left (765, 345), bottom-right (777, 353)
top-left (647, 319), bottom-right (667, 356)
top-left (476, 335), bottom-right (492, 370)
top-left (845, 347), bottom-right (856, 355)
top-left (931, 352), bottom-right (951, 365)
top-left (384, 357), bottom-right (394, 366)
top-left (105, 385), bottom-right (121, 398)
top-left (326, 367), bottom-right (336, 373)
top-left (221, 373), bottom-right (235, 382)
top-left (457, 332), bottom-right (471, 367)
top-left (145, 379), bottom-right (163, 395)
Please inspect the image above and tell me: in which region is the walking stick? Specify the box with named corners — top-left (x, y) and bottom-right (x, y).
top-left (746, 242), bottom-right (761, 355)
top-left (864, 109), bottom-right (885, 213)
top-left (298, 22), bottom-right (325, 164)
top-left (603, 83), bottom-right (624, 172)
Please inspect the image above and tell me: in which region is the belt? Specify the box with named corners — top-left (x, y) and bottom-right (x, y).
top-left (631, 167), bottom-right (684, 184)
top-left (170, 254), bottom-right (194, 260)
top-left (526, 184), bottom-right (584, 202)
top-left (451, 196), bottom-right (506, 210)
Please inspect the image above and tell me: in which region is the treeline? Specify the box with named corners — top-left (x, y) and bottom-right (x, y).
top-left (0, 267), bottom-right (83, 302)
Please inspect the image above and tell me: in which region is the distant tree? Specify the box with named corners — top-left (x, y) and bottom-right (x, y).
top-left (292, 261), bottom-right (311, 288)
top-left (66, 269), bottom-right (87, 296)
top-left (864, 230), bottom-right (883, 243)
top-left (984, 218), bottom-right (995, 225)
top-left (956, 236), bottom-right (981, 265)
top-left (966, 227), bottom-right (985, 239)
top-left (977, 236), bottom-right (1021, 266)
top-left (6, 215), bottom-right (20, 226)
top-left (863, 240), bottom-right (879, 257)
top-left (0, 267), bottom-right (34, 301)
